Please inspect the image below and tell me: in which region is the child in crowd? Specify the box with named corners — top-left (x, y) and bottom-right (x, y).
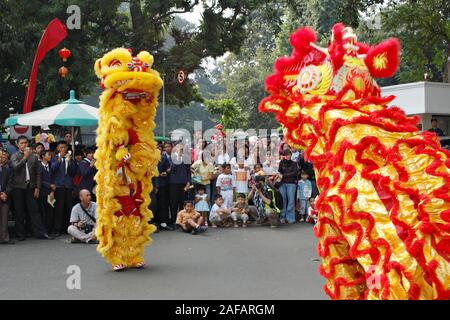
top-left (194, 185), bottom-right (210, 227)
top-left (233, 162), bottom-right (250, 197)
top-left (209, 194), bottom-right (232, 228)
top-left (216, 164), bottom-right (234, 209)
top-left (307, 197), bottom-right (318, 224)
top-left (175, 201), bottom-right (207, 235)
top-left (39, 150), bottom-right (55, 235)
top-left (297, 171), bottom-right (312, 222)
top-left (231, 193), bottom-right (250, 228)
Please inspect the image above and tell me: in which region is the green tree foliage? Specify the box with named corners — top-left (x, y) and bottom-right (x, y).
top-left (0, 0), bottom-right (270, 122)
top-left (0, 0), bottom-right (130, 121)
top-left (204, 98), bottom-right (241, 130)
top-left (204, 3), bottom-right (285, 130)
top-left (208, 0), bottom-right (449, 130)
top-left (381, 0), bottom-right (450, 82)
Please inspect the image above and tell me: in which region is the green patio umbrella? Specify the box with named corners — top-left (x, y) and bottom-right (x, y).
top-left (5, 90), bottom-right (98, 147)
top-left (154, 136), bottom-right (170, 142)
top-left (5, 90), bottom-right (98, 127)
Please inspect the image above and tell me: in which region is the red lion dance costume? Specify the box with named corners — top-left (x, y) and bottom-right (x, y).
top-left (260, 23), bottom-right (450, 299)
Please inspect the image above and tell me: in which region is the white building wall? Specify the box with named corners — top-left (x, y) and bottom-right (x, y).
top-left (381, 82), bottom-right (450, 133)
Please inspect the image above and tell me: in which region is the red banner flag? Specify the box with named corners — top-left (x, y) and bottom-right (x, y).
top-left (23, 18), bottom-right (68, 114)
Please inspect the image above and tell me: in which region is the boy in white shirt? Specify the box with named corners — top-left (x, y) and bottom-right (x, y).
top-left (216, 164), bottom-right (234, 209)
top-left (209, 194), bottom-right (232, 228)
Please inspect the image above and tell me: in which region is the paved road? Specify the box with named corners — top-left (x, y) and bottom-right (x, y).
top-left (0, 223), bottom-right (326, 300)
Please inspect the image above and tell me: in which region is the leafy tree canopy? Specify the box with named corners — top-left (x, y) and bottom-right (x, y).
top-left (0, 0), bottom-right (271, 122)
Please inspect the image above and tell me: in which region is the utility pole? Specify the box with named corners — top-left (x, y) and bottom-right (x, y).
top-left (162, 75), bottom-right (166, 138)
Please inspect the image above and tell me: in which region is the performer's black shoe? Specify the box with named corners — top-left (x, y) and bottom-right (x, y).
top-left (160, 224), bottom-right (174, 231)
top-left (37, 234), bottom-right (54, 240)
top-left (0, 240), bottom-right (15, 244)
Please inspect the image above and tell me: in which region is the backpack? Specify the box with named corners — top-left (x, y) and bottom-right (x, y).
top-left (266, 187), bottom-right (284, 212)
top-left (272, 188), bottom-right (284, 211)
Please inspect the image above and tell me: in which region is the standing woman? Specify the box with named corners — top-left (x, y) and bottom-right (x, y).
top-left (278, 149), bottom-right (298, 224)
top-left (191, 153), bottom-right (215, 198)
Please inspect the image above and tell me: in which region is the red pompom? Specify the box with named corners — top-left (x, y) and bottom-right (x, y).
top-left (290, 27), bottom-right (317, 56)
top-left (331, 23), bottom-right (345, 43)
top-left (329, 23), bottom-right (346, 71)
top-left (365, 38), bottom-right (400, 78)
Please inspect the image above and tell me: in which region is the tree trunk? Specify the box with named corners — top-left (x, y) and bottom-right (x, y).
top-left (129, 0), bottom-right (146, 51)
top-left (443, 56), bottom-right (450, 83)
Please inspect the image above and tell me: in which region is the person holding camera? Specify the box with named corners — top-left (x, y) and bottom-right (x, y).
top-left (68, 189), bottom-right (98, 244)
top-left (51, 140), bottom-right (78, 236)
top-left (248, 175), bottom-right (281, 228)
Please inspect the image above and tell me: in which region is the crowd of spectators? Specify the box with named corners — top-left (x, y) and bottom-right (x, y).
top-left (0, 128), bottom-right (320, 244)
top-left (152, 130), bottom-right (320, 235)
top-left (0, 131), bottom-right (98, 244)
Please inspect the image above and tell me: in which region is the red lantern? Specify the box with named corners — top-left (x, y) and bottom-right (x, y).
top-left (59, 47), bottom-right (71, 62)
top-left (59, 66), bottom-right (69, 78)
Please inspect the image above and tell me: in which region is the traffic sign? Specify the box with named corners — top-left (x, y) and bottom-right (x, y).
top-left (178, 70), bottom-right (186, 84)
top-left (10, 125), bottom-right (32, 139)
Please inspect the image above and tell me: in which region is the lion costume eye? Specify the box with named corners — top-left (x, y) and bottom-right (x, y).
top-left (108, 59), bottom-right (122, 68)
top-left (296, 65), bottom-right (321, 94)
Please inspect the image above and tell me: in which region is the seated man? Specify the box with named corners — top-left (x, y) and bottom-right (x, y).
top-left (209, 194), bottom-right (232, 228)
top-left (231, 193), bottom-right (250, 228)
top-left (67, 189), bottom-right (98, 244)
top-left (247, 175), bottom-right (280, 228)
top-left (176, 200), bottom-right (207, 235)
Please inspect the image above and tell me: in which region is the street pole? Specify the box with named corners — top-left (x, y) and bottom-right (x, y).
top-left (162, 75), bottom-right (166, 138)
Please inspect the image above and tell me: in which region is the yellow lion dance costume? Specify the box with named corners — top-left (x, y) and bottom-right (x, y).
top-left (94, 48), bottom-right (163, 271)
top-left (260, 24), bottom-right (450, 299)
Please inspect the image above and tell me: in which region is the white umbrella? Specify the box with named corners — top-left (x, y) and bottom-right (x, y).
top-left (5, 90), bottom-right (98, 147)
